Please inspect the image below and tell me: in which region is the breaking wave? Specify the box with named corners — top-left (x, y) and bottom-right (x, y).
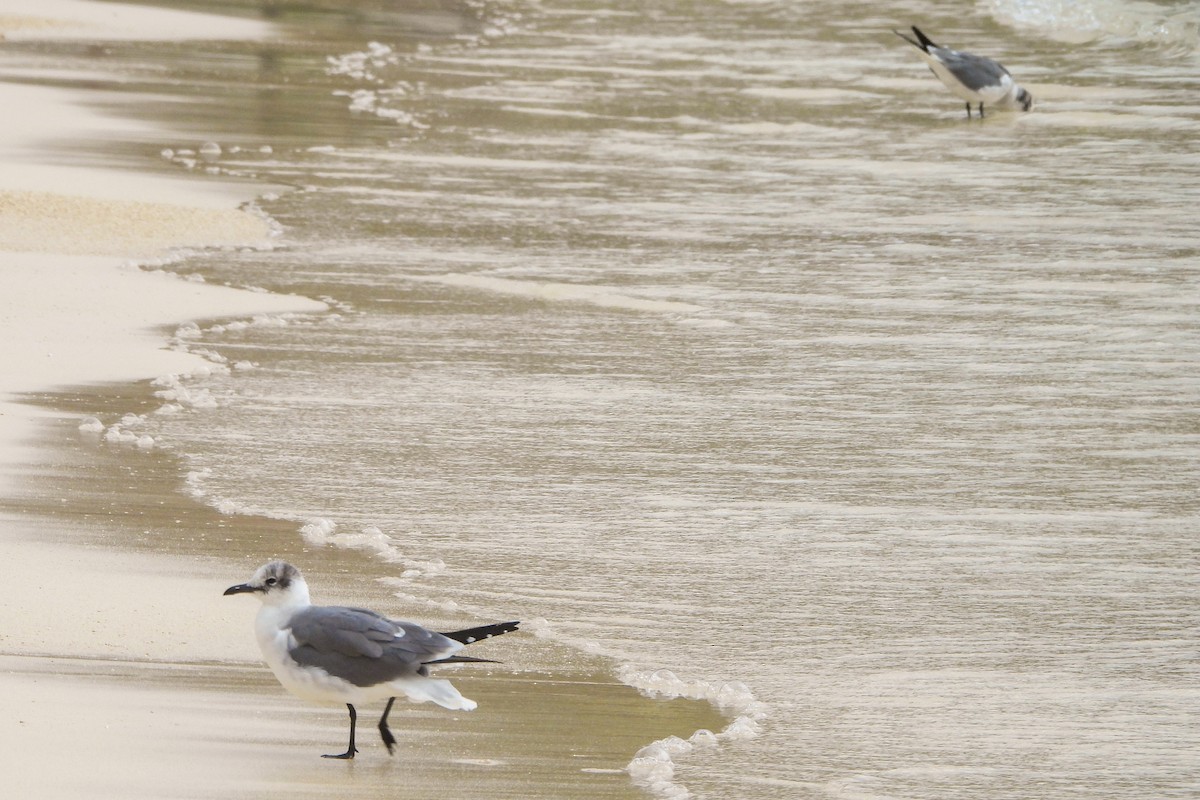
top-left (985, 0), bottom-right (1200, 49)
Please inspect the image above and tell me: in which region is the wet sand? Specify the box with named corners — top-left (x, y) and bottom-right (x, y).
top-left (2, 651), bottom-right (716, 800)
top-left (0, 2), bottom-right (725, 796)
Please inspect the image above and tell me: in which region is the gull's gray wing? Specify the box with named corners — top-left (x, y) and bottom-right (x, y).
top-left (286, 605), bottom-right (463, 687)
top-left (933, 47), bottom-right (1010, 91)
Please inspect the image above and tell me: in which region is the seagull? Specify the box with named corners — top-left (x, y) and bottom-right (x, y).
top-left (894, 25), bottom-right (1033, 118)
top-left (224, 560), bottom-right (519, 759)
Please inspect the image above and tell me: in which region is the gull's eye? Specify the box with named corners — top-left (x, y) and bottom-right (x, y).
top-left (265, 577), bottom-right (278, 587)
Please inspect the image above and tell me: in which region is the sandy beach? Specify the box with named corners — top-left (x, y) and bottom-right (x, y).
top-left (2, 434), bottom-right (717, 800)
top-left (1, 386), bottom-right (720, 799)
top-left (11, 1), bottom-right (1194, 797)
top-left (0, 2), bottom-right (326, 794)
top-left (0, 3), bottom-right (724, 796)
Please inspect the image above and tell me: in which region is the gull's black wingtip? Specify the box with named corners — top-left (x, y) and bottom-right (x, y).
top-left (910, 25), bottom-right (938, 50)
top-left (441, 620), bottom-right (521, 644)
top-left (424, 654), bottom-right (502, 666)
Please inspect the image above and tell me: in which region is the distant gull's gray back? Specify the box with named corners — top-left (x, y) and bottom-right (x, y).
top-left (894, 25), bottom-right (1033, 117)
top-left (933, 48), bottom-right (1013, 93)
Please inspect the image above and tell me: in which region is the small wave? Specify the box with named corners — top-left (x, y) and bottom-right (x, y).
top-left (152, 374), bottom-right (221, 410)
top-left (450, 757), bottom-right (507, 767)
top-left (409, 273), bottom-right (706, 315)
top-left (334, 88), bottom-right (429, 128)
top-left (301, 518), bottom-right (449, 579)
top-left (326, 44), bottom-right (431, 127)
top-left (323, 0), bottom-right (531, 123)
top-left (620, 666), bottom-right (769, 800)
top-left (326, 41), bottom-right (401, 82)
top-left (172, 468), bottom-right (752, 800)
top-left (985, 0), bottom-right (1200, 49)
top-left (78, 412), bottom-right (158, 450)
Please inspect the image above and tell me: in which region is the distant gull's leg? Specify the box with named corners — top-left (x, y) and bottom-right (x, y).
top-left (323, 703), bottom-right (359, 759)
top-left (378, 697), bottom-right (398, 755)
top-left (965, 101), bottom-right (972, 119)
top-left (979, 103), bottom-right (986, 118)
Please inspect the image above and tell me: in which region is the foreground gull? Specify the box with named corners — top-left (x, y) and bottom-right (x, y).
top-left (225, 560), bottom-right (518, 759)
top-left (894, 25), bottom-right (1033, 118)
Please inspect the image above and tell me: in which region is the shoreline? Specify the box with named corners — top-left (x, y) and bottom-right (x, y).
top-left (0, 2), bottom-right (728, 797)
top-left (1, 386), bottom-right (724, 799)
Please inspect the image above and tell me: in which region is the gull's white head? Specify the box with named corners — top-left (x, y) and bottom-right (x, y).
top-left (224, 560), bottom-right (310, 608)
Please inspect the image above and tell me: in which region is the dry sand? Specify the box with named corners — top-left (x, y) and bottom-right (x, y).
top-left (0, 3), bottom-right (327, 795)
top-left (0, 2), bottom-right (724, 796)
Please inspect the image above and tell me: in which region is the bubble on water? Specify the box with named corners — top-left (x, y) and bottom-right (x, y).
top-left (153, 379), bottom-right (218, 410)
top-left (300, 517), bottom-right (338, 545)
top-left (628, 742), bottom-right (691, 800)
top-left (720, 715), bottom-right (762, 740)
top-left (103, 426), bottom-right (139, 445)
top-left (199, 141), bottom-right (222, 162)
top-left (174, 322), bottom-right (202, 339)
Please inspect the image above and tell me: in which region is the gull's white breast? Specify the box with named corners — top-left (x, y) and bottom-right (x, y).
top-left (255, 605), bottom-right (362, 705)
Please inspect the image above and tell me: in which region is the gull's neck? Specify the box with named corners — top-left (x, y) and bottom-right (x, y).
top-left (255, 578), bottom-right (312, 642)
top-left (264, 577), bottom-right (312, 613)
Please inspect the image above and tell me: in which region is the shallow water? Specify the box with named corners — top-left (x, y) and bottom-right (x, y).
top-left (11, 0), bottom-right (1200, 797)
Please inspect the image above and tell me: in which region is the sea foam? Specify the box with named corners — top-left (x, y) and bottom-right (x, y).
top-left (408, 272), bottom-right (706, 315)
top-left (620, 666), bottom-right (769, 799)
top-left (300, 518), bottom-right (449, 580)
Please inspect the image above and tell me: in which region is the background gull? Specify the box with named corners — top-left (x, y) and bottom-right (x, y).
top-left (225, 560), bottom-right (519, 759)
top-left (894, 25), bottom-right (1033, 118)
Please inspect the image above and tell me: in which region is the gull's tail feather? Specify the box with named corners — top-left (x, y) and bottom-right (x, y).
top-left (894, 25), bottom-right (938, 53)
top-left (441, 621), bottom-right (520, 645)
top-left (893, 27), bottom-right (922, 51)
top-left (395, 674), bottom-right (478, 711)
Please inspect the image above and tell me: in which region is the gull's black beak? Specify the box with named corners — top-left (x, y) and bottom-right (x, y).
top-left (224, 583), bottom-right (258, 596)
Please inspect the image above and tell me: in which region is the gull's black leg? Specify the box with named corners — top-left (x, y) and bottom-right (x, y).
top-left (979, 103), bottom-right (986, 118)
top-left (323, 703), bottom-right (359, 759)
top-left (965, 101), bottom-right (972, 118)
top-left (378, 697), bottom-right (398, 755)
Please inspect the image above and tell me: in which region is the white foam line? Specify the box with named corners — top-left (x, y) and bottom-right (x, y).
top-left (409, 273), bottom-right (706, 315)
top-left (198, 503), bottom-right (755, 800)
top-left (392, 591), bottom-right (766, 800)
top-left (620, 665), bottom-right (769, 800)
top-left (0, 6), bottom-right (323, 491)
